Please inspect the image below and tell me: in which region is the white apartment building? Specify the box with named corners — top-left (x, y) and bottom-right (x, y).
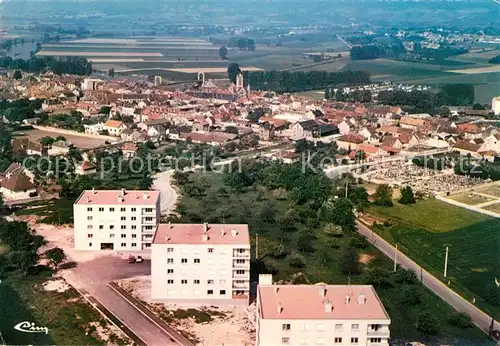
top-left (73, 189), bottom-right (160, 251)
top-left (256, 275), bottom-right (391, 346)
top-left (151, 223), bottom-right (250, 305)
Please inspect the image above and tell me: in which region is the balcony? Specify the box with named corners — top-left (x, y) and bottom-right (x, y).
top-left (232, 260), bottom-right (249, 268)
top-left (367, 327), bottom-right (390, 337)
top-left (233, 250), bottom-right (250, 258)
top-left (232, 271), bottom-right (247, 278)
top-left (232, 283), bottom-right (250, 289)
top-left (142, 218), bottom-right (156, 224)
top-left (141, 209), bottom-right (155, 215)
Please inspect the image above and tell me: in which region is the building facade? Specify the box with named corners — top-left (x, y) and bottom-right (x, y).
top-left (151, 223), bottom-right (250, 305)
top-left (256, 275), bottom-right (391, 346)
top-left (73, 189), bottom-right (160, 251)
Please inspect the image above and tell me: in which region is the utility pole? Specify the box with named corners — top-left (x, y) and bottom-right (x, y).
top-left (255, 233), bottom-right (259, 259)
top-left (444, 246), bottom-right (449, 278)
top-left (345, 182), bottom-right (348, 198)
top-left (393, 243), bottom-right (398, 272)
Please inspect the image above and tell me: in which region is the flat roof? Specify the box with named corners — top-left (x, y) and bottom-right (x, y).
top-left (152, 223), bottom-right (250, 246)
top-left (75, 189), bottom-right (160, 205)
top-left (258, 284), bottom-right (389, 320)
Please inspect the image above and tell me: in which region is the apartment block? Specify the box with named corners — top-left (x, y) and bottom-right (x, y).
top-left (73, 189), bottom-right (160, 251)
top-left (151, 223), bottom-right (250, 305)
top-left (256, 275), bottom-right (390, 346)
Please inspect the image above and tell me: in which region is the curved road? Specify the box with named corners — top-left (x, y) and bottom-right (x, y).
top-left (356, 221), bottom-right (500, 336)
top-left (152, 170), bottom-right (178, 213)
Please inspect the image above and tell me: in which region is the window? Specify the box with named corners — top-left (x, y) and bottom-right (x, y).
top-left (132, 243), bottom-right (137, 247)
top-left (145, 225), bottom-right (153, 230)
top-left (121, 234), bottom-right (126, 238)
top-left (145, 243), bottom-right (151, 248)
top-left (181, 279), bottom-right (187, 284)
top-left (145, 217), bottom-right (153, 221)
top-left (132, 234), bottom-right (137, 238)
top-left (236, 259), bottom-right (245, 264)
top-left (109, 207), bottom-right (114, 212)
top-left (88, 242), bottom-right (92, 247)
top-left (207, 290), bottom-right (213, 295)
top-left (99, 225), bottom-right (104, 229)
top-left (208, 248), bottom-right (214, 253)
top-left (131, 225), bottom-right (137, 230)
top-left (236, 270), bottom-right (245, 275)
top-left (144, 208), bottom-right (153, 212)
top-left (370, 338), bottom-right (382, 343)
top-left (334, 338), bottom-right (342, 344)
top-left (300, 337), bottom-right (308, 345)
top-left (88, 234), bottom-right (93, 238)
top-left (300, 324), bottom-right (310, 332)
top-left (87, 225), bottom-right (93, 229)
top-left (351, 324), bottom-right (360, 331)
top-left (335, 324), bottom-right (343, 332)
top-left (131, 208), bottom-right (136, 212)
top-left (181, 258), bottom-right (187, 263)
top-left (131, 216), bottom-right (136, 221)
top-left (219, 290), bottom-right (226, 295)
top-left (316, 337), bottom-right (324, 345)
top-left (167, 258), bottom-right (174, 264)
top-left (281, 337), bottom-right (290, 345)
top-left (194, 279), bottom-right (200, 284)
top-left (121, 216), bottom-right (126, 221)
top-left (194, 258), bottom-right (200, 264)
top-left (110, 234), bottom-right (115, 238)
top-left (370, 324), bottom-right (380, 331)
top-left (167, 279), bottom-right (174, 284)
top-left (120, 243), bottom-right (126, 247)
top-left (167, 247), bottom-right (174, 253)
top-left (144, 234), bottom-right (153, 238)
top-left (99, 207), bottom-right (104, 212)
top-left (87, 207), bottom-right (92, 212)
top-left (87, 216), bottom-right (93, 220)
top-left (207, 280), bottom-right (214, 284)
top-left (316, 324), bottom-right (325, 331)
top-left (351, 338), bottom-right (359, 344)
top-left (121, 207), bottom-right (126, 212)
top-left (167, 269), bottom-right (174, 274)
top-left (219, 279), bottom-right (226, 285)
top-left (109, 225), bottom-right (114, 229)
top-left (121, 225), bottom-right (126, 230)
top-left (282, 323), bottom-right (291, 331)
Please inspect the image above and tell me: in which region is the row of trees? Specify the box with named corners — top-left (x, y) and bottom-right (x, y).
top-left (350, 42), bottom-right (405, 60)
top-left (245, 69), bottom-right (371, 93)
top-left (0, 56), bottom-right (92, 75)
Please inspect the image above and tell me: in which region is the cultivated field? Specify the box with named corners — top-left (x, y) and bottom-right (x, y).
top-left (37, 51), bottom-right (164, 57)
top-left (446, 65), bottom-right (500, 74)
top-left (16, 129), bottom-right (110, 149)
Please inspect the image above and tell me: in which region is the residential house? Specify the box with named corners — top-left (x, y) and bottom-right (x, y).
top-left (121, 142), bottom-right (138, 158)
top-left (0, 163), bottom-right (37, 200)
top-left (48, 141), bottom-right (73, 156)
top-left (84, 122), bottom-right (105, 135)
top-left (12, 138), bottom-right (46, 157)
top-left (457, 123), bottom-right (483, 140)
top-left (75, 161), bottom-right (97, 176)
top-left (336, 134), bottom-right (365, 151)
top-left (104, 120), bottom-right (127, 136)
top-left (337, 120), bottom-right (351, 135)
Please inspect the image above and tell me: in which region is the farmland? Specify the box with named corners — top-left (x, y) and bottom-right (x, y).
top-left (367, 199), bottom-right (500, 317)
top-left (14, 129), bottom-right (111, 149)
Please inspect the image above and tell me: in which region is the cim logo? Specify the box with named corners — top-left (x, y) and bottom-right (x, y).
top-left (13, 322), bottom-right (49, 335)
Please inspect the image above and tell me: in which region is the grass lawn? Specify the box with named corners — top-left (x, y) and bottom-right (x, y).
top-left (448, 192), bottom-right (494, 206)
top-left (172, 172), bottom-right (493, 344)
top-left (0, 269), bottom-right (129, 345)
top-left (367, 199), bottom-right (500, 316)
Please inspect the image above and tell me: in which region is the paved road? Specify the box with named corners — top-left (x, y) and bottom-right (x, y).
top-left (152, 170), bottom-right (178, 213)
top-left (356, 221), bottom-right (500, 335)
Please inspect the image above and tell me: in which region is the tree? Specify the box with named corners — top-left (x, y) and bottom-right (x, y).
top-left (108, 68), bottom-right (115, 77)
top-left (484, 282), bottom-right (500, 306)
top-left (363, 267), bottom-right (392, 287)
top-left (415, 312), bottom-right (440, 335)
top-left (339, 246), bottom-right (360, 275)
top-left (219, 46), bottom-right (228, 60)
top-left (399, 186), bottom-right (416, 205)
top-left (322, 198), bottom-right (356, 232)
top-left (448, 312), bottom-right (473, 328)
top-left (396, 285), bottom-right (422, 307)
top-left (289, 253), bottom-right (306, 268)
top-left (44, 247), bottom-right (66, 270)
top-left (348, 233), bottom-right (368, 248)
top-left (227, 63), bottom-right (241, 84)
top-left (373, 184), bottom-right (393, 207)
top-left (324, 223), bottom-right (343, 237)
top-left (296, 229), bottom-right (316, 253)
top-left (13, 70), bottom-right (22, 80)
top-left (347, 186), bottom-right (369, 208)
top-left (271, 243), bottom-right (287, 259)
top-left (394, 268), bottom-right (419, 284)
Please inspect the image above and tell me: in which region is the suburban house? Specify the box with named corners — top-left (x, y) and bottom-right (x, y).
top-left (84, 122), bottom-right (104, 135)
top-left (0, 163), bottom-right (37, 200)
top-left (121, 142), bottom-right (138, 158)
top-left (357, 144), bottom-right (388, 159)
top-left (104, 120), bottom-right (127, 136)
top-left (337, 120), bottom-right (351, 135)
top-left (255, 274), bottom-right (391, 346)
top-left (48, 140), bottom-right (73, 156)
top-left (75, 161), bottom-right (97, 176)
top-left (336, 134), bottom-right (365, 151)
top-left (12, 138), bottom-right (46, 157)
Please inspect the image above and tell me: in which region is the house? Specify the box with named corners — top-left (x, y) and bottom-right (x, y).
top-left (336, 134), bottom-right (365, 151)
top-left (84, 122), bottom-right (104, 135)
top-left (481, 133), bottom-right (500, 154)
top-left (147, 125), bottom-right (168, 138)
top-left (255, 274), bottom-right (391, 346)
top-left (457, 123), bottom-right (483, 140)
top-left (73, 189), bottom-right (160, 250)
top-left (121, 142), bottom-right (138, 158)
top-left (104, 120), bottom-right (127, 136)
top-left (151, 223), bottom-right (250, 304)
top-left (357, 144), bottom-right (388, 159)
top-left (12, 138), bottom-right (46, 157)
top-left (259, 122), bottom-right (276, 141)
top-left (453, 140), bottom-right (482, 157)
top-left (0, 163), bottom-right (37, 200)
top-left (75, 161), bottom-right (97, 176)
top-left (358, 127), bottom-right (379, 144)
top-left (337, 120), bottom-right (351, 135)
top-left (48, 140), bottom-right (73, 156)
top-left (274, 151), bottom-right (301, 164)
top-left (399, 117), bottom-right (429, 130)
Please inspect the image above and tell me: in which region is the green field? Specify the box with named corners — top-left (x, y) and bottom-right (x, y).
top-left (368, 199), bottom-right (500, 317)
top-left (172, 172), bottom-right (492, 344)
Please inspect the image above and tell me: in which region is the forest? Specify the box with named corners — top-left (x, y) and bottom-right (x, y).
top-left (0, 56), bottom-right (92, 75)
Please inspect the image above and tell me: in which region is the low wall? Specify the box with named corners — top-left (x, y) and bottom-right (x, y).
top-left (31, 125), bottom-right (118, 142)
top-left (435, 194), bottom-right (500, 218)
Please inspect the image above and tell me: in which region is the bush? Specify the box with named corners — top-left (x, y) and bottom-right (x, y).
top-left (394, 268), bottom-right (419, 285)
top-left (326, 238), bottom-right (340, 249)
top-left (271, 243), bottom-right (287, 259)
top-left (349, 233), bottom-right (368, 248)
top-left (484, 282), bottom-right (500, 306)
top-left (396, 285), bottom-right (422, 307)
top-left (415, 312), bottom-right (440, 335)
top-left (289, 253), bottom-right (306, 268)
top-left (363, 267), bottom-right (392, 287)
top-left (339, 246), bottom-right (360, 275)
top-left (324, 223), bottom-right (343, 237)
top-left (447, 312), bottom-right (473, 329)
